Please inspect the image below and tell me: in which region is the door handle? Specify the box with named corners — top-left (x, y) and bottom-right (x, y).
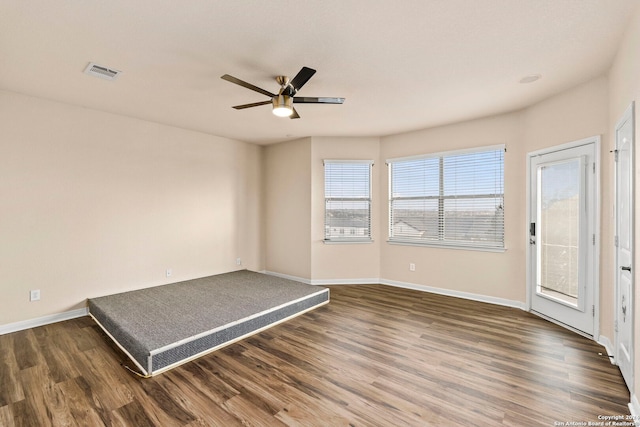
top-left (621, 266), bottom-right (632, 272)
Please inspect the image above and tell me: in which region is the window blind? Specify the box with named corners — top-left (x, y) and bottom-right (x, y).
top-left (388, 146), bottom-right (504, 249)
top-left (324, 160), bottom-right (373, 242)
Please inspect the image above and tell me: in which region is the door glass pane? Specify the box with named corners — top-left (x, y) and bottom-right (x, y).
top-left (537, 159), bottom-right (580, 307)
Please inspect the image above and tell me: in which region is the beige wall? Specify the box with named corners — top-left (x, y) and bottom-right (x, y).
top-left (608, 4), bottom-right (640, 402)
top-left (262, 76), bottom-right (610, 310)
top-left (0, 90), bottom-right (262, 326)
top-left (263, 138), bottom-right (312, 279)
top-left (1, 75), bottom-right (615, 328)
top-left (523, 77), bottom-right (609, 152)
top-left (379, 112), bottom-right (525, 301)
top-left (523, 76), bottom-right (612, 335)
top-left (310, 137), bottom-right (381, 281)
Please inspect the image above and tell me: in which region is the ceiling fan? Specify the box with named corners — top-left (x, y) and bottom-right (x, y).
top-left (221, 67), bottom-right (345, 119)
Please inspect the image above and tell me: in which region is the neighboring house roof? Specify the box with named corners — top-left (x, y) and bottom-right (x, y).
top-left (393, 217), bottom-right (436, 232)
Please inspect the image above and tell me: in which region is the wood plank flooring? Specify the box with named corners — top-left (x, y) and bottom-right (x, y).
top-left (0, 284), bottom-right (630, 426)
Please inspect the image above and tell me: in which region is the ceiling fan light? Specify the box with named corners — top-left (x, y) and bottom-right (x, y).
top-left (272, 95), bottom-right (293, 117)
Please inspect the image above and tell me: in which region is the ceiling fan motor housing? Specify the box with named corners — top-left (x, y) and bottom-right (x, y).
top-left (272, 94), bottom-right (293, 117)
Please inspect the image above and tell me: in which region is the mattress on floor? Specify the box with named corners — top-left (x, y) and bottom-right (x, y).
top-left (88, 270), bottom-right (329, 376)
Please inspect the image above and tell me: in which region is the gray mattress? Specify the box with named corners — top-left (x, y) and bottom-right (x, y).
top-left (88, 270), bottom-right (329, 376)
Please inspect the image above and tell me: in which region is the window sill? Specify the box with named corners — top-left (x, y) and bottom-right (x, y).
top-left (387, 240), bottom-right (506, 253)
top-left (323, 239), bottom-right (374, 245)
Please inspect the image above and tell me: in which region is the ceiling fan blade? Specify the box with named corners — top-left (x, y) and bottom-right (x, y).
top-left (232, 100), bottom-right (272, 110)
top-left (221, 74), bottom-right (276, 98)
top-left (293, 97), bottom-right (345, 104)
top-left (290, 108), bottom-right (300, 119)
top-left (289, 67), bottom-right (316, 93)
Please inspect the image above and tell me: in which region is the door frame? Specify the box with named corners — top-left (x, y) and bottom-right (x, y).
top-left (525, 135), bottom-right (601, 339)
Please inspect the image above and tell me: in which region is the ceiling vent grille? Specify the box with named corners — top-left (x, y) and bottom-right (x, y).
top-left (83, 62), bottom-right (122, 81)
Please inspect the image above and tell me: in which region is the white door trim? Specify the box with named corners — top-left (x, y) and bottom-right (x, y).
top-left (525, 135), bottom-right (601, 339)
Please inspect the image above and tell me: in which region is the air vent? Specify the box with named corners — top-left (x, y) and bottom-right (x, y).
top-left (83, 62), bottom-right (122, 81)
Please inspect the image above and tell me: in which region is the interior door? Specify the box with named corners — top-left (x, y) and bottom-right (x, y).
top-left (529, 141), bottom-right (597, 336)
top-left (615, 102), bottom-right (634, 391)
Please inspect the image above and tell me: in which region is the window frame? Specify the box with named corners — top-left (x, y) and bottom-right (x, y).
top-left (323, 159), bottom-right (374, 244)
top-left (387, 145), bottom-right (505, 251)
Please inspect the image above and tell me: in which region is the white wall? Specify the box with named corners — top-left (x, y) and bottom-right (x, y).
top-left (0, 90), bottom-right (262, 326)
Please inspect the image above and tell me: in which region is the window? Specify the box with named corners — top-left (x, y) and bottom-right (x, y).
top-left (388, 145), bottom-right (504, 249)
top-left (324, 160), bottom-right (373, 242)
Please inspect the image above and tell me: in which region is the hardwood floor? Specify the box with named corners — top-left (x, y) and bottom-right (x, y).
top-left (0, 284), bottom-right (630, 426)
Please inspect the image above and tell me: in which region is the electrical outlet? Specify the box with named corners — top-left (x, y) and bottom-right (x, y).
top-left (30, 289), bottom-right (41, 301)
top-left (236, 258), bottom-right (242, 266)
top-left (409, 263), bottom-right (416, 271)
top-left (166, 269), bottom-right (172, 278)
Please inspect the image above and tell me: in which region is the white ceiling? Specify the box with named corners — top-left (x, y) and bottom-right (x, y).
top-left (0, 1), bottom-right (636, 145)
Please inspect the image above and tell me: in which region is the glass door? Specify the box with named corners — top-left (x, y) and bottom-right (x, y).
top-left (529, 141), bottom-right (597, 336)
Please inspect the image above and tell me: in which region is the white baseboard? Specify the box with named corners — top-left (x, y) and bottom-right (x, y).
top-left (380, 278), bottom-right (526, 310)
top-left (262, 270), bottom-right (313, 285)
top-left (262, 271), bottom-right (525, 310)
top-left (310, 277), bottom-right (380, 285)
top-left (0, 307), bottom-right (88, 335)
top-left (630, 394), bottom-right (640, 424)
top-left (262, 271), bottom-right (377, 286)
top-left (597, 334), bottom-right (616, 365)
